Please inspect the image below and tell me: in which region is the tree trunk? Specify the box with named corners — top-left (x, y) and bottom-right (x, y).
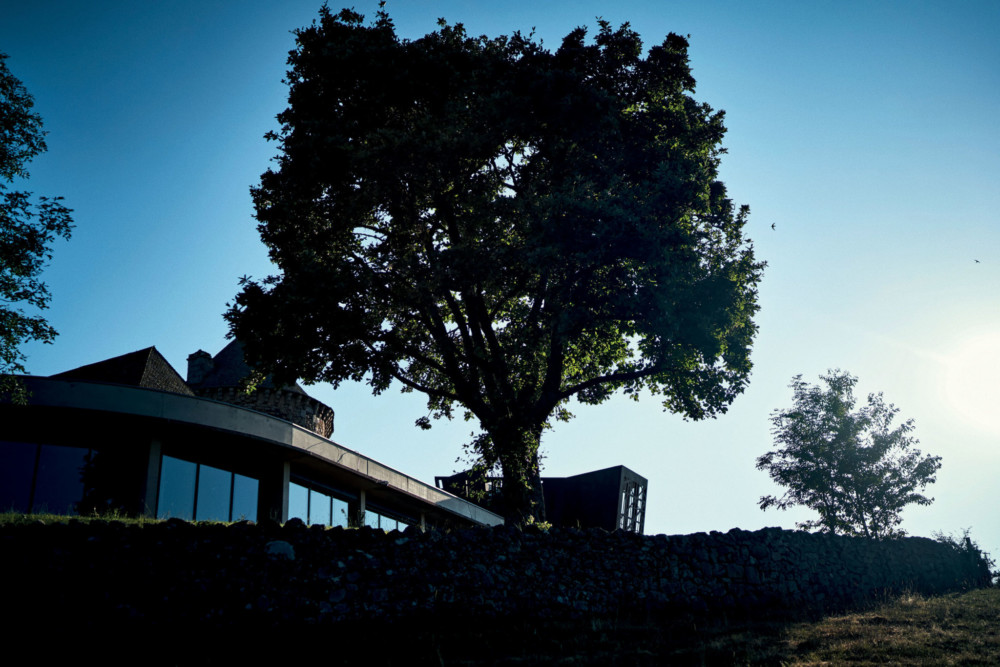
top-left (493, 423), bottom-right (546, 525)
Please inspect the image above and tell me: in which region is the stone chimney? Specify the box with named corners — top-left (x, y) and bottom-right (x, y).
top-left (186, 350), bottom-right (213, 386)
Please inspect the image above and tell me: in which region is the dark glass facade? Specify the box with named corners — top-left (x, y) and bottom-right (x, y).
top-left (2, 438), bottom-right (404, 530)
top-left (2, 376), bottom-right (501, 530)
top-left (0, 441), bottom-right (259, 522)
top-left (288, 480), bottom-right (406, 530)
top-left (156, 455), bottom-right (258, 522)
top-left (288, 481), bottom-right (349, 527)
top-left (0, 441), bottom-right (91, 515)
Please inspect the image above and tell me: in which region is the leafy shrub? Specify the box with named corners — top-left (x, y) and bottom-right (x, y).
top-left (933, 528), bottom-right (996, 587)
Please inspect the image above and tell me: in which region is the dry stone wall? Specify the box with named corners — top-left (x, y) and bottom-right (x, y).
top-left (2, 521), bottom-right (991, 631)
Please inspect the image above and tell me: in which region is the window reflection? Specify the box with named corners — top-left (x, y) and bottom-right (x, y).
top-left (34, 445), bottom-right (87, 515)
top-left (157, 456), bottom-right (196, 520)
top-left (0, 441), bottom-right (37, 513)
top-left (0, 442), bottom-right (263, 522)
top-left (290, 481), bottom-right (353, 526)
top-left (232, 473), bottom-right (258, 522)
top-left (363, 509), bottom-right (402, 531)
top-left (0, 442), bottom-right (90, 516)
top-left (288, 482), bottom-right (308, 522)
top-left (195, 463), bottom-right (231, 521)
top-left (333, 497), bottom-right (349, 527)
top-left (309, 489), bottom-right (331, 526)
top-left (157, 455), bottom-right (257, 522)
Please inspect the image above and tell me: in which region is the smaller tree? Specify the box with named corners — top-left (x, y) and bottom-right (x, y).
top-left (1, 52), bottom-right (73, 402)
top-left (757, 370), bottom-right (941, 539)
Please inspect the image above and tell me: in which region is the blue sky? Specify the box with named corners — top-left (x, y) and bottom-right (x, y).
top-left (3, 1), bottom-right (999, 552)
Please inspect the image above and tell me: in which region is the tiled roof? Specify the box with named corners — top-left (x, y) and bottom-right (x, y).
top-left (51, 347), bottom-right (194, 396)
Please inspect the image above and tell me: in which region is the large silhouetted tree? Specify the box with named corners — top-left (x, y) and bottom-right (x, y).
top-left (757, 371), bottom-right (942, 539)
top-left (1, 52), bottom-right (74, 403)
top-left (227, 8), bottom-right (763, 522)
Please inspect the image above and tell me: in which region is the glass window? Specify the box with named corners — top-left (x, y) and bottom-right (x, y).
top-left (157, 455), bottom-right (196, 520)
top-left (363, 508), bottom-right (404, 531)
top-left (158, 456), bottom-right (258, 523)
top-left (332, 497), bottom-right (349, 527)
top-left (0, 441), bottom-right (37, 513)
top-left (290, 481), bottom-right (355, 526)
top-left (288, 482), bottom-right (308, 522)
top-left (195, 463), bottom-right (231, 522)
top-left (309, 489), bottom-right (332, 526)
top-left (33, 445), bottom-right (87, 515)
top-left (231, 473), bottom-right (258, 522)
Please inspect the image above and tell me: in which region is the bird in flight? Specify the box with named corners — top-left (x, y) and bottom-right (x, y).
top-left (975, 259), bottom-right (981, 263)
top-left (771, 223), bottom-right (776, 230)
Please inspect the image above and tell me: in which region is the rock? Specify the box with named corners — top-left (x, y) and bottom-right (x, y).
top-left (265, 540), bottom-right (295, 560)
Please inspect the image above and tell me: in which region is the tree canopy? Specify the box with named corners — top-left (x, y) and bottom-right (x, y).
top-left (1, 52), bottom-right (74, 402)
top-left (227, 8), bottom-right (763, 522)
top-left (757, 371), bottom-right (942, 539)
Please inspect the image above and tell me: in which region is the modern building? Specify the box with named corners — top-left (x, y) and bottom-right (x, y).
top-left (436, 464), bottom-right (648, 533)
top-left (0, 343), bottom-right (502, 530)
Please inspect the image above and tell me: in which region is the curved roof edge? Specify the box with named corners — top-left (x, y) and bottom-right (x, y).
top-left (8, 376), bottom-right (503, 527)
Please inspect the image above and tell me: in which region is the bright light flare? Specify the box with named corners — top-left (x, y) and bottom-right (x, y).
top-left (943, 331), bottom-right (1000, 434)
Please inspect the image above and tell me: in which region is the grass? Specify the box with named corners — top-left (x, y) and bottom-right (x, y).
top-left (621, 588), bottom-right (1000, 666)
top-left (333, 589), bottom-right (999, 665)
top-left (0, 509), bottom-right (161, 526)
top-left (771, 588), bottom-right (1000, 665)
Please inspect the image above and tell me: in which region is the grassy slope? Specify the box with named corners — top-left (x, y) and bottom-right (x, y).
top-left (769, 588), bottom-right (1000, 666)
top-left (498, 588), bottom-right (1000, 666)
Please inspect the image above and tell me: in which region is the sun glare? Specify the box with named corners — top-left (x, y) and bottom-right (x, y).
top-left (943, 332), bottom-right (1000, 435)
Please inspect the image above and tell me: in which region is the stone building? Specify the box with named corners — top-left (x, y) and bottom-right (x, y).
top-left (185, 341), bottom-right (335, 439)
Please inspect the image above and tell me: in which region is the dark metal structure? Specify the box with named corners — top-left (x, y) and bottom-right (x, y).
top-left (436, 464), bottom-right (648, 533)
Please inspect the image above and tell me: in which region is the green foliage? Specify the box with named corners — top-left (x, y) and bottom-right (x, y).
top-left (933, 528), bottom-right (997, 586)
top-left (227, 8), bottom-right (763, 521)
top-left (0, 52), bottom-right (73, 403)
top-left (524, 515), bottom-right (553, 531)
top-left (757, 370), bottom-right (942, 539)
